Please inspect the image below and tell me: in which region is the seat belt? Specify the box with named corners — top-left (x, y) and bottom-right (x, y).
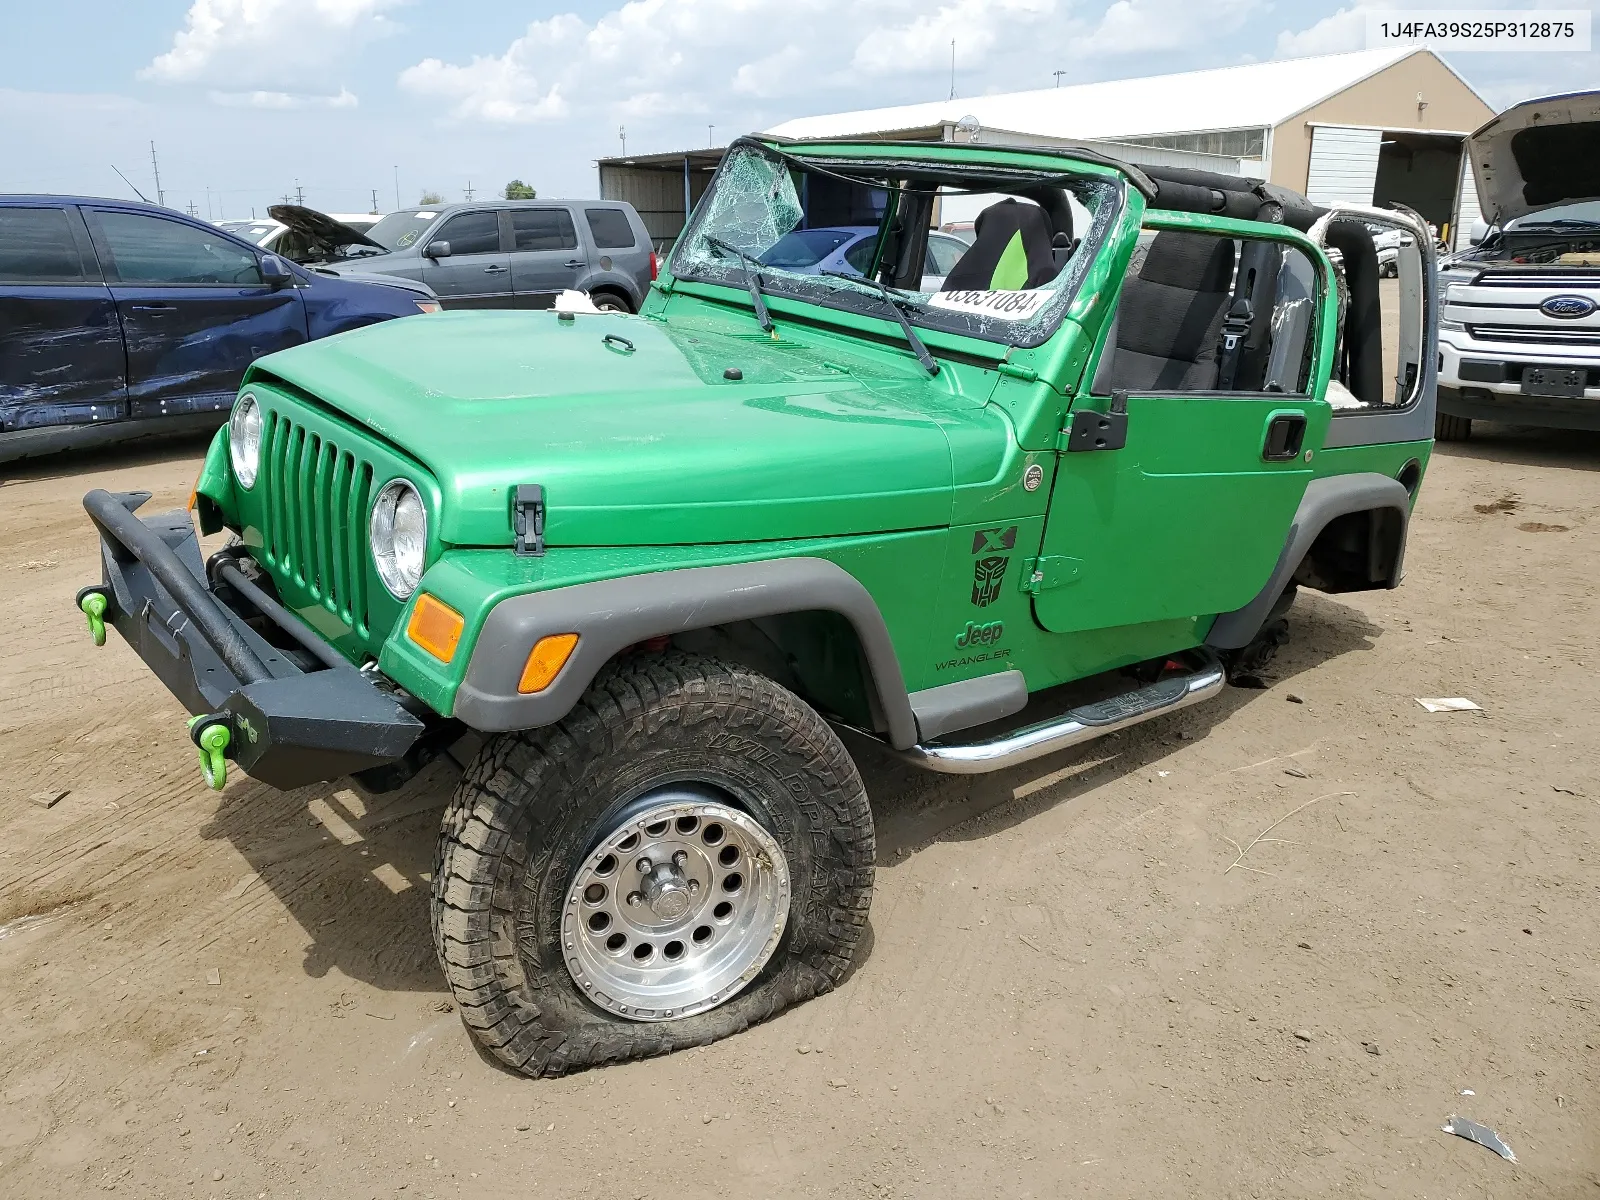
top-left (1216, 296), bottom-right (1253, 391)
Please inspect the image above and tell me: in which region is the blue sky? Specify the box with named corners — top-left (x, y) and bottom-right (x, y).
top-left (3, 0), bottom-right (1594, 218)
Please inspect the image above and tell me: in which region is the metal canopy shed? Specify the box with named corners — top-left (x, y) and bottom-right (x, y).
top-left (597, 147), bottom-right (725, 252)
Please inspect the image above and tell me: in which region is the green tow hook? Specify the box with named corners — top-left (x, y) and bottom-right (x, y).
top-left (188, 716), bottom-right (232, 791)
top-left (80, 591), bottom-right (108, 647)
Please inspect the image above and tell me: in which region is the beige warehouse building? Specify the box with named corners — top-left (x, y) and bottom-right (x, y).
top-left (601, 47), bottom-right (1497, 250)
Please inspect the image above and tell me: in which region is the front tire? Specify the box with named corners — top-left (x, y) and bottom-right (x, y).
top-left (431, 652), bottom-right (873, 1077)
top-left (1435, 411), bottom-right (1471, 441)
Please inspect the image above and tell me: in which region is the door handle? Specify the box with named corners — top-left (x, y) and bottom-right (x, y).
top-left (482, 265), bottom-right (508, 274)
top-left (129, 302), bottom-right (177, 313)
top-left (1262, 412), bottom-right (1307, 461)
top-left (563, 259), bottom-right (584, 268)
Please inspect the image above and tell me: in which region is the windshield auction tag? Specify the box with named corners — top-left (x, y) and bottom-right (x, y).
top-left (928, 289), bottom-right (1052, 320)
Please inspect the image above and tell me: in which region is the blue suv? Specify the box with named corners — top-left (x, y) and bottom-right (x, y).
top-left (0, 197), bottom-right (440, 464)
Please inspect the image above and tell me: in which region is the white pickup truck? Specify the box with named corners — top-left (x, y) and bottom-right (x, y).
top-left (1436, 91), bottom-right (1600, 440)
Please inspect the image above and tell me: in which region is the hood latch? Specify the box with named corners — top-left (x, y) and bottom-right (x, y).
top-left (514, 484), bottom-right (546, 557)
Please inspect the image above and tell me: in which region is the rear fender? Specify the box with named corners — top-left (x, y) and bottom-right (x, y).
top-left (1206, 472), bottom-right (1411, 650)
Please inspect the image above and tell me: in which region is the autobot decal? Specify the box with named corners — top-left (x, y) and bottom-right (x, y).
top-left (971, 556), bottom-right (1009, 607)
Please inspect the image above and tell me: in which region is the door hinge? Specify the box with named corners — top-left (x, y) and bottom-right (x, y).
top-left (996, 361), bottom-right (1039, 383)
top-left (513, 484), bottom-right (546, 557)
top-left (1020, 555), bottom-right (1082, 594)
top-left (1061, 389), bottom-right (1129, 452)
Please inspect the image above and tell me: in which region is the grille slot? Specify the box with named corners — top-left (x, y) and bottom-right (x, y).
top-left (258, 410), bottom-right (372, 636)
top-left (1466, 324), bottom-right (1600, 347)
top-left (1474, 272), bottom-right (1600, 289)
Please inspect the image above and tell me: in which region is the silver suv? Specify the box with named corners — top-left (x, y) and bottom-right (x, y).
top-left (270, 200), bottom-right (656, 313)
top-left (1437, 91), bottom-right (1600, 439)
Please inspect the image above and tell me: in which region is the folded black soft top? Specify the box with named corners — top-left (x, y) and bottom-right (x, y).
top-left (1140, 166), bottom-right (1324, 231)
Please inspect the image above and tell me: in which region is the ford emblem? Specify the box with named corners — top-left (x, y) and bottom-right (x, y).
top-left (1541, 294), bottom-right (1596, 319)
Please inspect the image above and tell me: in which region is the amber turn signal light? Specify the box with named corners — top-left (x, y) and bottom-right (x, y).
top-left (518, 633), bottom-right (579, 694)
top-left (406, 594), bottom-right (464, 663)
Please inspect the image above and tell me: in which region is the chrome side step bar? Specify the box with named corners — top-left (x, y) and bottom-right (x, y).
top-left (859, 652), bottom-right (1226, 775)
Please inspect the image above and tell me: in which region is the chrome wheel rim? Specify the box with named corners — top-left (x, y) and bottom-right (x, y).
top-left (562, 787), bottom-right (790, 1022)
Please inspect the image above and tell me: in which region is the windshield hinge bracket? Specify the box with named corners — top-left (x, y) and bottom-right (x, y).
top-left (996, 361), bottom-right (1039, 383)
top-left (513, 484), bottom-right (546, 558)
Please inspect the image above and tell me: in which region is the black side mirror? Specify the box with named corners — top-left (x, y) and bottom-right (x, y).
top-left (261, 254), bottom-right (293, 288)
top-left (425, 240), bottom-right (452, 259)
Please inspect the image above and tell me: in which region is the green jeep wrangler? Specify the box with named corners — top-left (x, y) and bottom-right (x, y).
top-left (79, 136), bottom-right (1437, 1076)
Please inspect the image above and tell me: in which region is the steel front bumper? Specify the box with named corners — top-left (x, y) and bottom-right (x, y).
top-left (79, 489), bottom-right (424, 790)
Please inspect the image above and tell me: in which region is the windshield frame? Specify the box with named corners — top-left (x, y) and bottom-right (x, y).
top-left (668, 138), bottom-right (1129, 352)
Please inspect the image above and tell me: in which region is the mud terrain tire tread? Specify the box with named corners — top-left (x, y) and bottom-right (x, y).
top-left (430, 651), bottom-right (873, 1077)
top-left (1435, 412), bottom-right (1471, 442)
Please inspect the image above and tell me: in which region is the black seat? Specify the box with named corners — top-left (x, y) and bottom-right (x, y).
top-left (940, 199), bottom-right (1058, 292)
top-left (1105, 232), bottom-right (1236, 392)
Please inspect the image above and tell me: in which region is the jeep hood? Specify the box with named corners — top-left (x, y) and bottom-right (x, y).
top-left (1468, 90), bottom-right (1600, 223)
top-left (251, 310), bottom-right (1000, 547)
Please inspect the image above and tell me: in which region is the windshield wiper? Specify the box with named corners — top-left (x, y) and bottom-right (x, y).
top-left (703, 236), bottom-right (775, 335)
top-left (1514, 218), bottom-right (1600, 230)
top-left (822, 271), bottom-right (939, 376)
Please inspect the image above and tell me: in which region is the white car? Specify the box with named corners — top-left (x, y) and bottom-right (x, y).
top-left (217, 211), bottom-right (381, 260)
top-left (1435, 90), bottom-right (1600, 440)
top-left (1368, 224), bottom-right (1414, 278)
top-left (757, 225), bottom-right (975, 291)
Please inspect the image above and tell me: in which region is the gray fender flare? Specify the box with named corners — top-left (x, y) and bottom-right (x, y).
top-left (1206, 473), bottom-right (1411, 650)
top-left (452, 557), bottom-right (918, 748)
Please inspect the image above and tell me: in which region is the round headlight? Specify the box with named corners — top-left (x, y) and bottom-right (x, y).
top-left (229, 394), bottom-right (262, 488)
top-left (370, 479), bottom-right (428, 599)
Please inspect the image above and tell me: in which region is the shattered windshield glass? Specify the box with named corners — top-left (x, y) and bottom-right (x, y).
top-left (671, 141), bottom-right (1121, 349)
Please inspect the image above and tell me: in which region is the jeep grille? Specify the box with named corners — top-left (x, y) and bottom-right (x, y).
top-left (258, 410), bottom-right (373, 638)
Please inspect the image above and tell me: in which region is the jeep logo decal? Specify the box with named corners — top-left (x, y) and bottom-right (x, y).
top-left (1541, 294), bottom-right (1596, 319)
top-left (971, 556), bottom-right (1009, 606)
top-left (956, 619), bottom-right (1004, 648)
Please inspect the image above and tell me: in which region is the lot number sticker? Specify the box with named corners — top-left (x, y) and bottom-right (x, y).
top-left (928, 288), bottom-right (1052, 320)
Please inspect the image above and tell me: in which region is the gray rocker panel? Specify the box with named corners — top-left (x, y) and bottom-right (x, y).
top-left (909, 670), bottom-right (1029, 743)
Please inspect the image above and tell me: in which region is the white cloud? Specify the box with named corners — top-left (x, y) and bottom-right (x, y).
top-left (1275, 2), bottom-right (1388, 57)
top-left (398, 12), bottom-right (585, 123)
top-left (731, 48), bottom-right (809, 100)
top-left (142, 0), bottom-right (400, 98)
top-left (1085, 0), bottom-right (1265, 54)
top-left (851, 0), bottom-right (1057, 74)
top-left (209, 87), bottom-right (359, 110)
top-left (397, 0), bottom-right (1081, 129)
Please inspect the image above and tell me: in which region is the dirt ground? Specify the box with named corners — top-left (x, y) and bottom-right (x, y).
top-left (2, 423), bottom-right (1598, 1200)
